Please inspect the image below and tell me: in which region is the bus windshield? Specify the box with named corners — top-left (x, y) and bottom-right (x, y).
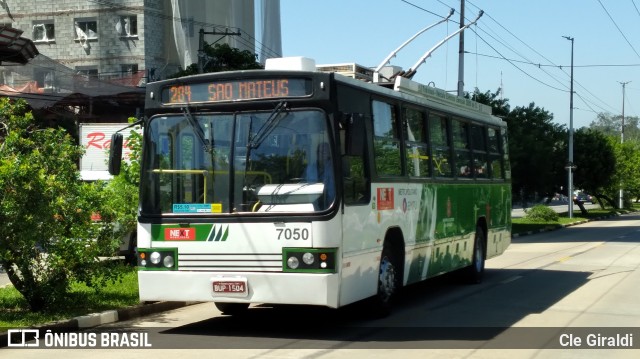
top-left (140, 109), bottom-right (335, 215)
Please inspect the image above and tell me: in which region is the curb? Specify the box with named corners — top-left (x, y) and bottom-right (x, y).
top-left (512, 211), bottom-right (629, 238)
top-left (1, 301), bottom-right (197, 348)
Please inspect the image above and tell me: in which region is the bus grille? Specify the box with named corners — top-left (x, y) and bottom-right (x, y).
top-left (177, 253), bottom-right (283, 272)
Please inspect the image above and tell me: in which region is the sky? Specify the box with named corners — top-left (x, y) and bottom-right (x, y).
top-left (279, 0), bottom-right (640, 129)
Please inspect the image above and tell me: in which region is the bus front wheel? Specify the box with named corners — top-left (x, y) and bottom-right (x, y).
top-left (214, 302), bottom-right (249, 315)
top-left (370, 246), bottom-right (399, 317)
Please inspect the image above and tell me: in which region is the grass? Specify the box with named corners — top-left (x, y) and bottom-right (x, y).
top-left (512, 203), bottom-right (640, 234)
top-left (0, 266), bottom-right (139, 328)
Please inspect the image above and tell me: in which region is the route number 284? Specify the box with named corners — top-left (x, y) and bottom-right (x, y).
top-left (276, 228), bottom-right (309, 240)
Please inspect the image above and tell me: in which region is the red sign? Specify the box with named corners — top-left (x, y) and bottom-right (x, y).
top-left (164, 227), bottom-right (196, 241)
top-left (377, 188), bottom-right (395, 210)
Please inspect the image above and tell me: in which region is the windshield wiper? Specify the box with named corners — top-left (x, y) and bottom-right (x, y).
top-left (182, 106), bottom-right (211, 152)
top-left (249, 101), bottom-right (288, 149)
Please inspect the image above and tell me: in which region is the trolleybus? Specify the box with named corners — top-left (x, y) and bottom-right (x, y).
top-left (109, 57), bottom-right (511, 316)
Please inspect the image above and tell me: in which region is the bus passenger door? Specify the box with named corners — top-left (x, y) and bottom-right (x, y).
top-left (339, 113), bottom-right (379, 306)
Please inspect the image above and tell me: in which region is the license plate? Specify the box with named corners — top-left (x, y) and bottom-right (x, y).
top-left (212, 281), bottom-right (246, 294)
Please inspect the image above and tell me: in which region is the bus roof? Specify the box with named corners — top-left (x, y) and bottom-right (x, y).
top-left (327, 70), bottom-right (504, 127)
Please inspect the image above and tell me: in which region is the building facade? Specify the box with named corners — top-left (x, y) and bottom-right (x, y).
top-left (0, 0), bottom-right (281, 122)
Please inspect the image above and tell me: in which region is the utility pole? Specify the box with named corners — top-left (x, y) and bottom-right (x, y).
top-left (457, 0), bottom-right (465, 97)
top-left (198, 28), bottom-right (241, 73)
top-left (563, 36), bottom-right (575, 218)
top-left (619, 80), bottom-right (630, 209)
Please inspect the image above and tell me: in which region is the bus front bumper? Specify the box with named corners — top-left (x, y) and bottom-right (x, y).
top-left (137, 271), bottom-right (341, 308)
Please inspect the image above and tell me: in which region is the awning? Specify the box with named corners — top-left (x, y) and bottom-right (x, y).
top-left (0, 26), bottom-right (39, 64)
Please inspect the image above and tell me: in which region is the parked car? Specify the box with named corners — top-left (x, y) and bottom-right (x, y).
top-left (573, 192), bottom-right (595, 204)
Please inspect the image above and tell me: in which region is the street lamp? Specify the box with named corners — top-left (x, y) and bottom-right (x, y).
top-left (619, 81), bottom-right (630, 209)
top-left (563, 35), bottom-right (574, 218)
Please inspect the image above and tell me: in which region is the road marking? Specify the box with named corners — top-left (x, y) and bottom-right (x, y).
top-left (500, 275), bottom-right (522, 284)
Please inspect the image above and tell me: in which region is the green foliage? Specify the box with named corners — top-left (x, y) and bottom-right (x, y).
top-left (505, 103), bottom-right (566, 200)
top-left (170, 43), bottom-right (263, 78)
top-left (590, 113), bottom-right (640, 143)
top-left (102, 120), bottom-right (142, 236)
top-left (570, 128), bottom-right (616, 202)
top-left (0, 98), bottom-right (124, 311)
top-left (524, 205), bottom-right (560, 222)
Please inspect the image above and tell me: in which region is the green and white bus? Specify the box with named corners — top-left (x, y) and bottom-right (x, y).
top-left (109, 58), bottom-right (511, 316)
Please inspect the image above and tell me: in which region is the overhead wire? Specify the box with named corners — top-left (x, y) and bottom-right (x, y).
top-left (404, 0), bottom-right (570, 92)
top-left (632, 0), bottom-right (640, 17)
top-left (464, 0), bottom-right (615, 114)
top-left (434, 0), bottom-right (620, 114)
top-left (596, 0), bottom-right (640, 60)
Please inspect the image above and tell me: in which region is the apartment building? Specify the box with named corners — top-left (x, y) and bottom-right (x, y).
top-left (0, 0), bottom-right (281, 123)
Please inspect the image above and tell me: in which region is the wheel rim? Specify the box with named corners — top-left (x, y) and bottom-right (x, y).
top-left (378, 255), bottom-right (396, 302)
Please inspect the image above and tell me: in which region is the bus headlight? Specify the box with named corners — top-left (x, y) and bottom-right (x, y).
top-left (302, 252), bottom-right (315, 265)
top-left (150, 252), bottom-right (161, 265)
top-left (287, 256), bottom-right (300, 269)
top-left (282, 248), bottom-right (337, 273)
top-left (138, 248), bottom-right (178, 270)
top-left (163, 255), bottom-right (175, 268)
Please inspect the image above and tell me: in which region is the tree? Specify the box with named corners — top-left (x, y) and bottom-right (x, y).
top-left (469, 88), bottom-right (510, 118)
top-left (170, 43), bottom-right (263, 78)
top-left (604, 139), bottom-right (640, 208)
top-left (504, 103), bottom-right (566, 204)
top-left (0, 98), bottom-right (122, 311)
top-left (102, 120), bottom-right (141, 264)
top-left (590, 113), bottom-right (640, 143)
top-left (589, 114), bottom-right (640, 206)
top-left (570, 128), bottom-right (616, 208)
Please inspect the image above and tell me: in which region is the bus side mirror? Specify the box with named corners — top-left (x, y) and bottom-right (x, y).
top-left (108, 133), bottom-right (123, 176)
top-left (344, 113), bottom-right (365, 157)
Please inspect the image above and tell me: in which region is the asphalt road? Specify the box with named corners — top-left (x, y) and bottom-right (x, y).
top-left (4, 213), bottom-right (640, 358)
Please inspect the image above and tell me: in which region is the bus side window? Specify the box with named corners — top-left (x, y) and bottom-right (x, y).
top-left (372, 100), bottom-right (402, 176)
top-left (428, 113), bottom-right (452, 177)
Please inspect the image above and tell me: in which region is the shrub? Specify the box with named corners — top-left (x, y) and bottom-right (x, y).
top-left (525, 204), bottom-right (559, 222)
top-left (0, 99), bottom-right (124, 311)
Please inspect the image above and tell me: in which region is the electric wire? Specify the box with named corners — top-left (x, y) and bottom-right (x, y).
top-left (434, 0), bottom-right (619, 114)
top-left (596, 0), bottom-right (640, 60)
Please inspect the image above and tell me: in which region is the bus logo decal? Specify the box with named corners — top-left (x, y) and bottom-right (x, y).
top-left (164, 227), bottom-right (196, 241)
top-left (206, 225), bottom-right (229, 242)
top-left (377, 188), bottom-right (394, 210)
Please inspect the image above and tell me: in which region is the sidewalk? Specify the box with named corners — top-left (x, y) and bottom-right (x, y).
top-left (1, 301), bottom-right (198, 347)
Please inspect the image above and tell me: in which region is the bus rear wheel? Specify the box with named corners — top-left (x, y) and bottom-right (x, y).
top-left (215, 302), bottom-right (249, 315)
top-left (463, 225), bottom-right (486, 284)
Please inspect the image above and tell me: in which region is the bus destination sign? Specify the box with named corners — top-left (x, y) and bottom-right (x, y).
top-left (161, 78), bottom-right (312, 104)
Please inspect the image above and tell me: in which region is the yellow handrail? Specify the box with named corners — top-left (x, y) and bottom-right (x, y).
top-left (151, 169), bottom-right (272, 203)
top-left (152, 169), bottom-right (209, 202)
